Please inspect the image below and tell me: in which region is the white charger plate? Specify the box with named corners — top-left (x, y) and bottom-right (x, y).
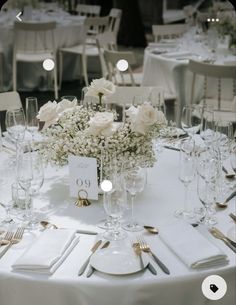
top-left (90, 246), bottom-right (149, 275)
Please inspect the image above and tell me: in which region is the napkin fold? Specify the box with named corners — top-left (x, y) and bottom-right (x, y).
top-left (12, 229), bottom-right (79, 274)
top-left (159, 222), bottom-right (228, 269)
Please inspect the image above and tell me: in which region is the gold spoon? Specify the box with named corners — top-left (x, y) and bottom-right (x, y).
top-left (143, 225), bottom-right (159, 234)
top-left (222, 166), bottom-right (236, 179)
top-left (216, 190), bottom-right (236, 208)
top-left (40, 220), bottom-right (58, 230)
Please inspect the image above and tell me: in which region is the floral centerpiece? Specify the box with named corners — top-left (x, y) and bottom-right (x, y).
top-left (36, 78), bottom-right (166, 178)
top-left (214, 12), bottom-right (236, 48)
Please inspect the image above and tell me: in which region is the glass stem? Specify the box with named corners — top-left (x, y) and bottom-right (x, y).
top-left (130, 194), bottom-right (135, 223)
top-left (184, 183), bottom-right (189, 212)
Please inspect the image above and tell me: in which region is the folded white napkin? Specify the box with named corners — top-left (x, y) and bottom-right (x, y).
top-left (12, 229), bottom-right (79, 274)
top-left (159, 222), bottom-right (228, 269)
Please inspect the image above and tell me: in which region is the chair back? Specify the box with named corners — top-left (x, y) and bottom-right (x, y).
top-left (108, 8), bottom-right (122, 39)
top-left (76, 4), bottom-right (101, 17)
top-left (152, 24), bottom-right (187, 42)
top-left (188, 59), bottom-right (236, 110)
top-left (0, 91), bottom-right (22, 112)
top-left (103, 50), bottom-right (137, 86)
top-left (13, 21), bottom-right (56, 54)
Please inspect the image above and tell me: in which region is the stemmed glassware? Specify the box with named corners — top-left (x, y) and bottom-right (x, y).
top-left (25, 97), bottom-right (39, 141)
top-left (17, 143), bottom-right (44, 229)
top-left (123, 165), bottom-right (146, 232)
top-left (175, 139), bottom-right (195, 219)
top-left (181, 104), bottom-right (203, 137)
top-left (149, 87), bottom-right (166, 115)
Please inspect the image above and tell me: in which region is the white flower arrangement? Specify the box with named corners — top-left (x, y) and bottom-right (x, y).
top-left (37, 79), bottom-right (166, 176)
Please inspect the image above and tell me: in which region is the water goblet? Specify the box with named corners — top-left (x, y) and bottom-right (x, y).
top-left (123, 165), bottom-right (146, 232)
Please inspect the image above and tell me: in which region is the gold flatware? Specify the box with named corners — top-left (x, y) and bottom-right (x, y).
top-left (209, 227), bottom-right (236, 252)
top-left (0, 227), bottom-right (25, 259)
top-left (143, 225), bottom-right (159, 235)
top-left (222, 166), bottom-right (236, 179)
top-left (78, 240), bottom-right (102, 276)
top-left (133, 242), bottom-right (144, 269)
top-left (86, 241), bottom-right (110, 278)
top-left (138, 238), bottom-right (170, 275)
top-left (0, 231), bottom-right (14, 247)
top-left (229, 213), bottom-right (236, 223)
top-left (216, 190), bottom-right (236, 208)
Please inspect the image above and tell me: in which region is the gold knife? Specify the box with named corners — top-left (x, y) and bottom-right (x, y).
top-left (78, 240), bottom-right (102, 276)
top-left (209, 227), bottom-right (236, 252)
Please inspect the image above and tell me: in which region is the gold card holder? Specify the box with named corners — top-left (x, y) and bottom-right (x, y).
top-left (75, 189), bottom-right (91, 207)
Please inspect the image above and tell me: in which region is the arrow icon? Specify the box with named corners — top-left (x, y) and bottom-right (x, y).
top-left (16, 12), bottom-right (22, 22)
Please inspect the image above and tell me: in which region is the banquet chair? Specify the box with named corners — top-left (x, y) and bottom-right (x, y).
top-left (96, 31), bottom-right (117, 79)
top-left (0, 50), bottom-right (3, 92)
top-left (12, 21), bottom-right (58, 99)
top-left (188, 59), bottom-right (236, 122)
top-left (152, 24), bottom-right (187, 42)
top-left (76, 4), bottom-right (101, 17)
top-left (0, 91), bottom-right (22, 112)
top-left (103, 50), bottom-right (142, 86)
top-left (108, 8), bottom-right (122, 43)
top-left (59, 16), bottom-right (109, 87)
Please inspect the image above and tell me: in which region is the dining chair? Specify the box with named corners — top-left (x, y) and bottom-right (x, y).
top-left (0, 91), bottom-right (22, 112)
top-left (152, 24), bottom-right (187, 42)
top-left (0, 50), bottom-right (3, 92)
top-left (59, 16), bottom-right (109, 87)
top-left (103, 50), bottom-right (142, 86)
top-left (96, 31), bottom-right (117, 79)
top-left (12, 21), bottom-right (58, 99)
top-left (76, 4), bottom-right (101, 17)
top-left (188, 59), bottom-right (236, 122)
top-left (108, 8), bottom-right (122, 44)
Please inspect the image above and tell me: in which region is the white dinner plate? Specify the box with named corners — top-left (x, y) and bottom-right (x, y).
top-left (90, 246), bottom-right (149, 275)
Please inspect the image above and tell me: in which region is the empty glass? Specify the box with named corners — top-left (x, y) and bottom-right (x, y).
top-left (123, 165), bottom-right (146, 232)
top-left (181, 104), bottom-right (203, 137)
top-left (149, 87), bottom-right (166, 116)
top-left (26, 97), bottom-right (39, 140)
top-left (5, 108), bottom-right (26, 143)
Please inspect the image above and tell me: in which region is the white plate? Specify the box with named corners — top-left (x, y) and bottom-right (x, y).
top-left (90, 246), bottom-right (149, 275)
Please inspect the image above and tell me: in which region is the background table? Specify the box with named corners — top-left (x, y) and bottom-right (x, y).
top-left (0, 147), bottom-right (235, 305)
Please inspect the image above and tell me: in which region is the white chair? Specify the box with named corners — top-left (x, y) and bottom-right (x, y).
top-left (76, 4), bottom-right (101, 17)
top-left (13, 21), bottom-right (58, 99)
top-left (188, 59), bottom-right (236, 122)
top-left (152, 24), bottom-right (187, 42)
top-left (103, 49), bottom-right (142, 86)
top-left (96, 31), bottom-right (117, 79)
top-left (0, 91), bottom-right (22, 112)
top-left (108, 8), bottom-right (122, 43)
top-left (0, 50), bottom-right (3, 92)
top-left (59, 16), bottom-right (109, 87)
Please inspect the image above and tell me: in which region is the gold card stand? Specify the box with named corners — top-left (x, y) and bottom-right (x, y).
top-left (75, 190), bottom-right (91, 207)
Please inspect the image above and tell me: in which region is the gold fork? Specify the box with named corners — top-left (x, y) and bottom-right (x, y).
top-left (138, 237), bottom-right (170, 275)
top-left (0, 227), bottom-right (25, 259)
top-left (0, 231), bottom-right (14, 248)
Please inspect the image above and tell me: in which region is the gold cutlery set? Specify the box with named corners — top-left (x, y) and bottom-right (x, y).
top-left (0, 227), bottom-right (25, 259)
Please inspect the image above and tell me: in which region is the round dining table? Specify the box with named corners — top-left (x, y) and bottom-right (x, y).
top-left (0, 144), bottom-right (235, 305)
top-left (0, 9), bottom-right (89, 92)
top-left (142, 29), bottom-right (236, 125)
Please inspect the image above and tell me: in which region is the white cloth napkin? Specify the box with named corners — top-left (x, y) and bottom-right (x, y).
top-left (12, 229), bottom-right (79, 274)
top-left (159, 222), bottom-right (228, 269)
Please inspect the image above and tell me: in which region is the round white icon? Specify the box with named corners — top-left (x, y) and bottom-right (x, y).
top-left (43, 59), bottom-right (55, 71)
top-left (116, 59), bottom-right (128, 72)
top-left (202, 275), bottom-right (227, 301)
top-left (100, 180), bottom-right (113, 192)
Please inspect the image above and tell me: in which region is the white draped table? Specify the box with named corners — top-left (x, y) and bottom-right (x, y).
top-left (0, 148), bottom-right (235, 305)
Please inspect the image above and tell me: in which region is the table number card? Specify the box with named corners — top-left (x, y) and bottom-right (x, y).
top-left (68, 156), bottom-right (98, 200)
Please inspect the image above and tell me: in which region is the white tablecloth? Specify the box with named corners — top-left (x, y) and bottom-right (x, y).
top-left (0, 148), bottom-right (235, 305)
top-left (142, 31), bottom-right (236, 125)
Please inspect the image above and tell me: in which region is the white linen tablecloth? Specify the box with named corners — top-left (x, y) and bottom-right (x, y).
top-left (0, 148), bottom-right (235, 305)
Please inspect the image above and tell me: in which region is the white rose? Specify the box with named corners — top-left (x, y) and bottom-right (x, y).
top-left (37, 101), bottom-right (59, 130)
top-left (137, 102), bottom-right (158, 126)
top-left (87, 112), bottom-right (116, 137)
top-left (57, 99), bottom-right (77, 116)
top-left (126, 105), bottom-right (138, 122)
top-left (85, 78), bottom-right (116, 98)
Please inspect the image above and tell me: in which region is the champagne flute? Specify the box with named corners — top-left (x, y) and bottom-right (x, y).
top-left (175, 139), bottom-right (195, 219)
top-left (149, 87), bottom-right (166, 116)
top-left (181, 104), bottom-right (203, 137)
top-left (26, 97), bottom-right (39, 141)
top-left (123, 165), bottom-right (146, 232)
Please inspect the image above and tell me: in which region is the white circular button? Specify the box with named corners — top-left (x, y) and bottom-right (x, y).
top-left (100, 180), bottom-right (113, 192)
top-left (202, 275), bottom-right (227, 300)
top-left (43, 59), bottom-right (55, 71)
top-left (116, 59), bottom-right (128, 72)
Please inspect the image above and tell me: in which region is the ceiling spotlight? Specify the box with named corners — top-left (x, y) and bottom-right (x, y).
top-left (212, 18), bottom-right (215, 22)
top-left (43, 59), bottom-right (55, 71)
top-left (207, 18), bottom-right (211, 22)
top-left (116, 59), bottom-right (129, 72)
top-left (216, 18), bottom-right (219, 22)
top-left (100, 180), bottom-right (113, 192)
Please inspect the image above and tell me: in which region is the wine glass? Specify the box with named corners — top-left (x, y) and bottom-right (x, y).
top-left (200, 108), bottom-right (216, 145)
top-left (61, 96), bottom-right (77, 103)
top-left (132, 95), bottom-right (143, 106)
top-left (103, 175), bottom-right (127, 241)
top-left (26, 97), bottom-right (39, 141)
top-left (175, 139), bottom-right (195, 219)
top-left (123, 165), bottom-right (146, 232)
top-left (181, 104), bottom-right (203, 137)
top-left (149, 87), bottom-right (166, 116)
